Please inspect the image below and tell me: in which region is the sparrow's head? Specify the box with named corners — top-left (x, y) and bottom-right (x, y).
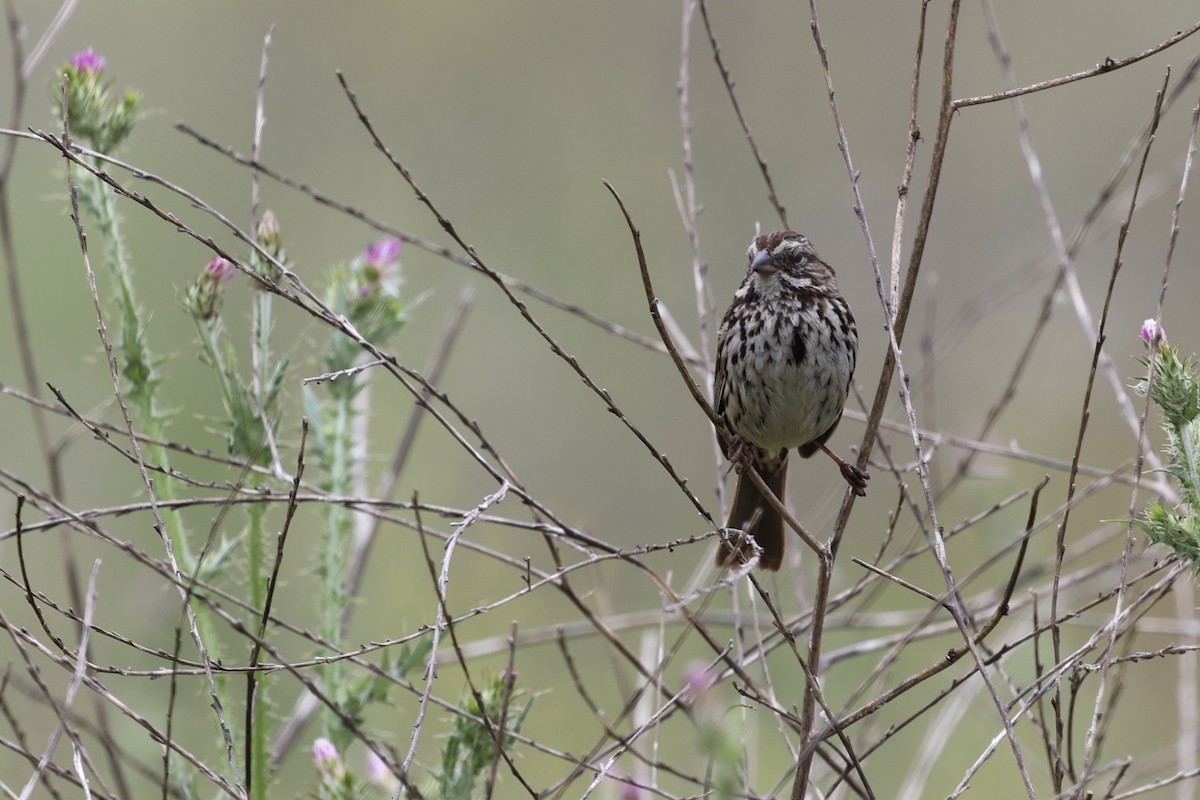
top-left (745, 230), bottom-right (837, 291)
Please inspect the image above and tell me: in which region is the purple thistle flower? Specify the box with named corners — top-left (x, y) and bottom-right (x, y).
top-left (70, 48), bottom-right (107, 74)
top-left (205, 257), bottom-right (237, 283)
top-left (363, 237), bottom-right (402, 268)
top-left (1141, 318), bottom-right (1166, 348)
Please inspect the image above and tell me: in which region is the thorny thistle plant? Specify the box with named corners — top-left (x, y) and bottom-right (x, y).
top-left (315, 236), bottom-right (411, 398)
top-left (54, 50), bottom-right (240, 674)
top-left (304, 237), bottom-right (413, 736)
top-left (1134, 319), bottom-right (1200, 567)
top-left (56, 48), bottom-right (140, 155)
top-left (54, 51), bottom-right (154, 407)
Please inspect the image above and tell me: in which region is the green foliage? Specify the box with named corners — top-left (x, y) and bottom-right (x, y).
top-left (326, 636), bottom-right (434, 754)
top-left (190, 314), bottom-right (291, 465)
top-left (1133, 504), bottom-right (1200, 565)
top-left (1135, 331), bottom-right (1200, 568)
top-left (1140, 346), bottom-right (1200, 434)
top-left (306, 638), bottom-right (523, 800)
top-left (428, 672), bottom-right (533, 800)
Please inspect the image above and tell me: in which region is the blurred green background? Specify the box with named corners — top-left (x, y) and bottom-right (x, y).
top-left (3, 1), bottom-right (1200, 797)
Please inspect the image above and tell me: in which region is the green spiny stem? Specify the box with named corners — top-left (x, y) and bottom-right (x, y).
top-left (319, 393), bottom-right (353, 736)
top-left (1177, 420), bottom-right (1200, 506)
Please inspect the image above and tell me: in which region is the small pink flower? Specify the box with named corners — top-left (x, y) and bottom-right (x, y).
top-left (70, 48), bottom-right (107, 74)
top-left (356, 238), bottom-right (402, 295)
top-left (256, 210), bottom-right (281, 250)
top-left (205, 257), bottom-right (237, 282)
top-left (682, 661), bottom-right (715, 701)
top-left (363, 238), bottom-right (402, 268)
top-left (311, 737), bottom-right (341, 775)
top-left (1141, 318), bottom-right (1166, 348)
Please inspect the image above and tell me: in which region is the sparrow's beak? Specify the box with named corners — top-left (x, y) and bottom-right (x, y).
top-left (750, 249), bottom-right (777, 274)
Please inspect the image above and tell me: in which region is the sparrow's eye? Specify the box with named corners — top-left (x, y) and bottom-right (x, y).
top-left (773, 238), bottom-right (811, 264)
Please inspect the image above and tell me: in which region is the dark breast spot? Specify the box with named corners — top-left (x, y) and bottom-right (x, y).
top-left (791, 324), bottom-right (807, 365)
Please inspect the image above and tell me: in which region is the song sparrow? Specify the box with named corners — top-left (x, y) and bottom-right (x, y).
top-left (713, 230), bottom-right (868, 571)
